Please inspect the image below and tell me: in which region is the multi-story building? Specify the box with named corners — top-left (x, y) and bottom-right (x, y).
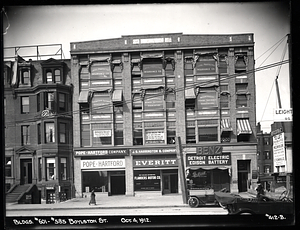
top-left (4, 56), bottom-right (74, 203)
top-left (70, 33), bottom-right (258, 197)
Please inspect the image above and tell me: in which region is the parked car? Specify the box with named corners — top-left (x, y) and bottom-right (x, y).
top-left (188, 188), bottom-right (219, 208)
top-left (214, 190), bottom-right (294, 215)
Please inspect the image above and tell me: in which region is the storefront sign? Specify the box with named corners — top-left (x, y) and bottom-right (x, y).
top-left (186, 153), bottom-right (231, 166)
top-left (130, 148), bottom-right (176, 154)
top-left (273, 132), bottom-right (286, 167)
top-left (75, 149), bottom-right (128, 156)
top-left (81, 159), bottom-right (125, 169)
top-left (133, 158), bottom-right (178, 167)
top-left (134, 173), bottom-right (161, 180)
top-left (197, 146), bottom-right (223, 155)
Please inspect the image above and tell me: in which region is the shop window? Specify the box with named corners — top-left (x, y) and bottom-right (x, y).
top-left (46, 158), bottom-right (56, 180)
top-left (38, 158), bottom-right (42, 181)
top-left (134, 170), bottom-right (161, 191)
top-left (199, 126), bottom-right (218, 142)
top-left (21, 125), bottom-right (30, 145)
top-left (92, 123), bottom-right (112, 146)
top-left (45, 122), bottom-right (55, 143)
top-left (59, 123), bottom-right (67, 143)
top-left (5, 157), bottom-right (12, 177)
top-left (81, 124), bottom-right (90, 147)
top-left (58, 93), bottom-right (67, 112)
top-left (60, 158), bottom-right (67, 180)
top-left (114, 123), bottom-right (124, 145)
top-left (21, 96), bottom-right (29, 114)
top-left (133, 122), bottom-right (143, 145)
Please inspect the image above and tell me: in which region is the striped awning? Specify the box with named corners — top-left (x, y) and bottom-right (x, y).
top-left (78, 90), bottom-right (90, 104)
top-left (237, 119), bottom-right (252, 135)
top-left (221, 119), bottom-right (232, 132)
top-left (185, 88), bottom-right (196, 99)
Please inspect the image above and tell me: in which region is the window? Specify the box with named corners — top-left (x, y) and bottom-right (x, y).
top-left (166, 93), bottom-right (175, 109)
top-left (59, 123), bottom-right (67, 143)
top-left (167, 121), bottom-right (176, 144)
top-left (45, 122), bottom-right (55, 143)
top-left (58, 93), bottom-right (66, 112)
top-left (38, 158), bottom-right (42, 181)
top-left (44, 92), bottom-right (55, 110)
top-left (220, 94), bottom-right (229, 108)
top-left (133, 122), bottom-right (143, 145)
top-left (186, 121), bottom-right (196, 144)
top-left (218, 54), bottom-right (228, 74)
top-left (185, 99), bottom-right (196, 110)
top-left (92, 92), bottom-right (112, 114)
top-left (235, 54), bottom-right (247, 74)
top-left (60, 158), bottom-right (67, 180)
top-left (54, 69), bottom-right (62, 83)
top-left (81, 124), bottom-right (90, 147)
top-left (264, 151), bottom-right (271, 160)
top-left (5, 157), bottom-right (12, 177)
top-left (92, 123), bottom-right (112, 146)
top-left (46, 71), bottom-right (53, 83)
top-left (236, 94), bottom-right (248, 108)
top-left (114, 123), bottom-right (124, 145)
top-left (236, 83), bottom-right (248, 92)
top-left (37, 123), bottom-right (41, 144)
top-left (144, 88), bottom-right (164, 111)
top-left (264, 165), bottom-right (271, 174)
top-left (46, 158), bottom-right (56, 180)
top-left (197, 90), bottom-right (218, 109)
top-left (21, 125), bottom-right (30, 145)
top-left (195, 55), bottom-right (216, 74)
top-left (198, 127), bottom-right (218, 142)
top-left (37, 93), bottom-right (41, 112)
top-left (264, 137), bottom-right (270, 145)
top-left (21, 96), bottom-right (29, 114)
top-left (21, 70), bottom-right (30, 85)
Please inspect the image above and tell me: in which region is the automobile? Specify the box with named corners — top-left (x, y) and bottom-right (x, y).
top-left (214, 190), bottom-right (294, 215)
top-left (188, 188), bottom-right (219, 208)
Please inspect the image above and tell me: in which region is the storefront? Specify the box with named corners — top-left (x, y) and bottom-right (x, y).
top-left (75, 149), bottom-right (128, 196)
top-left (131, 148), bottom-right (179, 195)
top-left (185, 146), bottom-right (231, 192)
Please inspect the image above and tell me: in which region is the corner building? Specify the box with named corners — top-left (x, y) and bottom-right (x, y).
top-left (71, 33), bottom-right (257, 197)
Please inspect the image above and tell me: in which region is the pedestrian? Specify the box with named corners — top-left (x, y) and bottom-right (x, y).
top-left (89, 190), bottom-right (96, 205)
top-left (256, 181), bottom-right (265, 200)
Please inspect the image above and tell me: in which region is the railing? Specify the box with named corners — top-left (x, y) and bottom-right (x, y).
top-left (4, 44), bottom-right (64, 61)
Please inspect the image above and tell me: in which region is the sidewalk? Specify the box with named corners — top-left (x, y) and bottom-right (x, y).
top-left (6, 193), bottom-right (188, 211)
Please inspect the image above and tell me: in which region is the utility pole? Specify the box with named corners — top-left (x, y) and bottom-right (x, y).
top-left (176, 136), bottom-right (188, 204)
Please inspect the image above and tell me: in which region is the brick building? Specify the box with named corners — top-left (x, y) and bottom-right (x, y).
top-left (4, 57), bottom-right (74, 203)
top-left (70, 33), bottom-right (258, 197)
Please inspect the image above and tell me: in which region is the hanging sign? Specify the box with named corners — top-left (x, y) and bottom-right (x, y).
top-left (273, 132), bottom-right (286, 167)
top-left (273, 108), bottom-right (292, 122)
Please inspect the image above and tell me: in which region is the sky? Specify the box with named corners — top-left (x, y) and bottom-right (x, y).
top-left (3, 2), bottom-right (291, 132)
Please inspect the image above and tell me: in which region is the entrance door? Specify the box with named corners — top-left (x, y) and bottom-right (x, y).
top-left (163, 173), bottom-right (178, 194)
top-left (238, 172), bottom-right (248, 192)
top-left (20, 159), bottom-right (32, 185)
top-left (111, 175), bottom-right (125, 195)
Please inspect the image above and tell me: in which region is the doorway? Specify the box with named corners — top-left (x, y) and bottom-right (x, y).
top-left (163, 172), bottom-right (178, 194)
top-left (20, 159), bottom-right (32, 185)
top-left (237, 160), bottom-right (250, 192)
top-left (110, 174), bottom-right (125, 195)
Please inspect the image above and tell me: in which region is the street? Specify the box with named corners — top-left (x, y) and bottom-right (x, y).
top-left (6, 206), bottom-right (228, 216)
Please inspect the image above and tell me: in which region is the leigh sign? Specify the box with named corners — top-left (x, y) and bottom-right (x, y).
top-left (273, 108), bottom-right (292, 122)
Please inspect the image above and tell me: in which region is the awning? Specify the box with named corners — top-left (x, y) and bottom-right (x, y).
top-left (221, 119), bottom-right (232, 132)
top-left (78, 90), bottom-right (90, 104)
top-left (112, 89), bottom-right (123, 102)
top-left (185, 88), bottom-right (196, 99)
top-left (237, 119), bottom-right (252, 135)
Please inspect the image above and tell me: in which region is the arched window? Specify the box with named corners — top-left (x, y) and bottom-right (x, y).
top-left (46, 71), bottom-right (53, 83)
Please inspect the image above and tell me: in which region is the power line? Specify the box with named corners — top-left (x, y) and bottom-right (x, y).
top-left (4, 59), bottom-right (289, 128)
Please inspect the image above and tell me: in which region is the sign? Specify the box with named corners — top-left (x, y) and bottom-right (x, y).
top-left (134, 173), bottom-right (161, 180)
top-left (130, 148), bottom-right (176, 154)
top-left (273, 108), bottom-right (293, 122)
top-left (75, 149), bottom-right (128, 156)
top-left (133, 158), bottom-right (177, 167)
top-left (186, 153), bottom-right (231, 166)
top-left (93, 130), bottom-right (111, 137)
top-left (197, 146), bottom-right (223, 155)
top-left (198, 92), bottom-right (218, 109)
top-left (273, 132), bottom-right (286, 168)
top-left (145, 130), bottom-right (164, 140)
top-left (81, 159), bottom-right (125, 169)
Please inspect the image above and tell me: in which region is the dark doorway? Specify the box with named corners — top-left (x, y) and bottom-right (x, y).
top-left (20, 159), bottom-right (32, 185)
top-left (163, 171), bottom-right (178, 194)
top-left (111, 175), bottom-right (125, 195)
top-left (237, 160), bottom-right (250, 192)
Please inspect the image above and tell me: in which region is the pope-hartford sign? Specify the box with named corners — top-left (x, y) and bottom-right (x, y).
top-left (75, 149), bottom-right (128, 156)
top-left (81, 159), bottom-right (125, 169)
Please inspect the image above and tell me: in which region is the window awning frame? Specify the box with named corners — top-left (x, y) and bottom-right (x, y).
top-left (237, 119), bottom-right (252, 135)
